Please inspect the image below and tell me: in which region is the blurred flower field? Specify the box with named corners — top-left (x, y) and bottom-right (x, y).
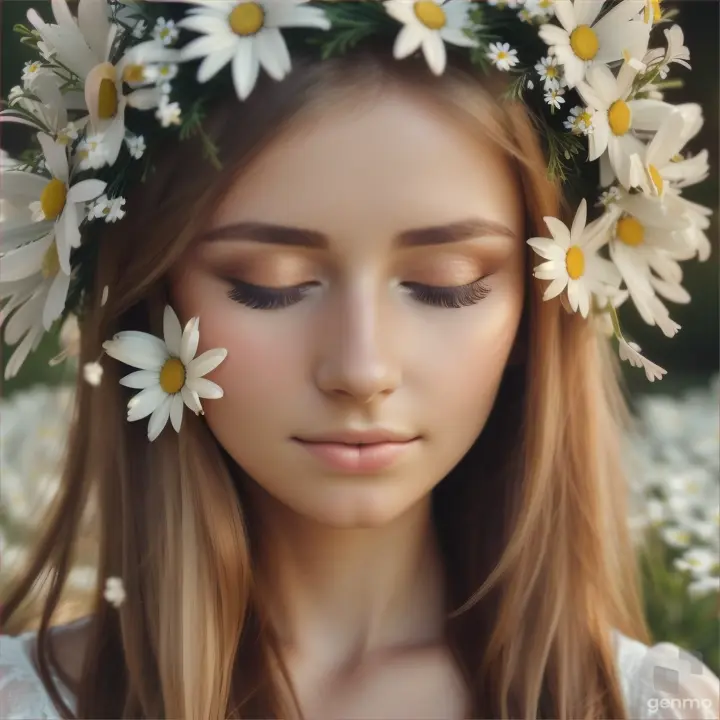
top-left (1, 372), bottom-right (718, 674)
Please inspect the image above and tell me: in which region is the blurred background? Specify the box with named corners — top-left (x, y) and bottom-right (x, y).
top-left (1, 0), bottom-right (719, 676)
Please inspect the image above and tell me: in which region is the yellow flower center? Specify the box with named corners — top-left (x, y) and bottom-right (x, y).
top-left (98, 77), bottom-right (118, 119)
top-left (41, 243), bottom-right (60, 279)
top-left (414, 1), bottom-right (446, 30)
top-left (546, 66), bottom-right (558, 78)
top-left (40, 178), bottom-right (67, 220)
top-left (122, 64), bottom-right (146, 84)
top-left (616, 216), bottom-right (644, 246)
top-left (644, 0), bottom-right (661, 23)
top-left (569, 25), bottom-right (599, 61)
top-left (608, 99), bottom-right (631, 136)
top-left (159, 358), bottom-right (186, 394)
top-left (671, 153), bottom-right (683, 162)
top-left (648, 164), bottom-right (664, 195)
top-left (229, 2), bottom-right (265, 36)
top-left (565, 246), bottom-right (585, 280)
top-left (497, 51), bottom-right (508, 60)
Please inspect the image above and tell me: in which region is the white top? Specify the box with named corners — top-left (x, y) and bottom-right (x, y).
top-left (0, 627), bottom-right (718, 719)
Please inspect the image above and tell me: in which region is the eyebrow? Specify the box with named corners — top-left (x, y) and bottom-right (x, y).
top-left (201, 218), bottom-right (517, 249)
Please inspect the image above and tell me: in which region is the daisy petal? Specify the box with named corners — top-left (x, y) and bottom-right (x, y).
top-left (232, 38), bottom-right (260, 100)
top-left (394, 24), bottom-right (423, 60)
top-left (186, 376), bottom-right (224, 399)
top-left (163, 304), bottom-right (183, 357)
top-left (543, 217), bottom-right (572, 248)
top-left (186, 348), bottom-right (228, 378)
top-left (180, 317), bottom-right (200, 365)
top-left (147, 395), bottom-right (172, 441)
top-left (422, 34), bottom-right (447, 76)
top-left (42, 269), bottom-right (70, 329)
top-left (119, 369), bottom-right (160, 389)
top-left (170, 393), bottom-right (184, 433)
top-left (542, 276), bottom-right (568, 301)
top-left (181, 385), bottom-right (203, 415)
top-left (127, 385), bottom-right (166, 421)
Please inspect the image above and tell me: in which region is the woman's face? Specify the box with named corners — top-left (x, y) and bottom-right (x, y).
top-left (170, 85), bottom-right (526, 528)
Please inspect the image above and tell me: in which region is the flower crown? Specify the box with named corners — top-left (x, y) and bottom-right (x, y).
top-left (0, 1), bottom-right (712, 427)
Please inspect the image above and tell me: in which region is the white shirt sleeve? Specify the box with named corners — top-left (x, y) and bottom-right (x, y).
top-left (0, 632), bottom-right (74, 720)
top-left (615, 631), bottom-right (720, 720)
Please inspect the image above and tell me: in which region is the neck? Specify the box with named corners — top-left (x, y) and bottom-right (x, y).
top-left (250, 487), bottom-right (447, 667)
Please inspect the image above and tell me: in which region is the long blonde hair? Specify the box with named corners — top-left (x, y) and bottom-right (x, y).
top-left (2, 49), bottom-right (650, 718)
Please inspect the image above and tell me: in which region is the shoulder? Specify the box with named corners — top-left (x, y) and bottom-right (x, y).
top-left (0, 618), bottom-right (89, 719)
top-left (613, 630), bottom-right (720, 720)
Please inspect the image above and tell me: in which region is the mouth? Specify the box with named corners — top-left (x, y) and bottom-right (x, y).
top-left (292, 437), bottom-right (420, 473)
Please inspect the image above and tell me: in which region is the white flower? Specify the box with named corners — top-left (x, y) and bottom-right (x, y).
top-left (538, 0), bottom-right (651, 88)
top-left (177, 0), bottom-right (331, 100)
top-left (385, 0), bottom-right (479, 76)
top-left (8, 86), bottom-right (24, 104)
top-left (83, 361), bottom-right (104, 386)
top-left (563, 105), bottom-right (593, 135)
top-left (89, 195), bottom-right (127, 224)
top-left (675, 547), bottom-right (719, 577)
top-left (102, 305), bottom-right (229, 441)
top-left (57, 122), bottom-right (81, 146)
top-left (527, 200), bottom-right (621, 318)
top-left (125, 134), bottom-right (147, 159)
top-left (544, 87), bottom-right (565, 109)
top-left (487, 0), bottom-right (522, 7)
top-left (153, 17), bottom-right (180, 46)
top-left (661, 188), bottom-right (712, 263)
top-left (29, 0), bottom-right (176, 166)
top-left (0, 73), bottom-right (73, 135)
top-left (631, 106), bottom-right (704, 198)
top-left (101, 285), bottom-right (110, 307)
top-left (144, 62), bottom-right (179, 85)
top-left (21, 61), bottom-right (51, 89)
top-left (688, 575), bottom-right (720, 599)
top-left (3, 133), bottom-right (106, 275)
top-left (608, 191), bottom-right (694, 337)
top-left (156, 99), bottom-right (182, 128)
top-left (642, 24), bottom-right (690, 81)
top-left (577, 63), bottom-right (673, 189)
top-left (618, 339), bottom-right (666, 382)
top-left (524, 0), bottom-right (556, 19)
top-left (487, 42), bottom-right (519, 72)
top-left (75, 134), bottom-right (111, 172)
top-left (104, 577), bottom-right (126, 608)
top-left (535, 55), bottom-right (563, 90)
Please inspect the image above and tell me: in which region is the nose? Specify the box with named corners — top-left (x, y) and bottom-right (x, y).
top-left (313, 281), bottom-right (402, 405)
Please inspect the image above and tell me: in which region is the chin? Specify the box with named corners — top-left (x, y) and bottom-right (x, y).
top-left (291, 478), bottom-right (430, 529)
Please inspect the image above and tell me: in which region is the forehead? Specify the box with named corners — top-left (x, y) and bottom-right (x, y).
top-left (211, 85), bottom-right (524, 242)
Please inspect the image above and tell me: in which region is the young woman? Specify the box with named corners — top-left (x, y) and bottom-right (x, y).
top-left (1, 1), bottom-right (718, 718)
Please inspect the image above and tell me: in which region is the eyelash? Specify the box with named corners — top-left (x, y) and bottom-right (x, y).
top-left (227, 278), bottom-right (492, 310)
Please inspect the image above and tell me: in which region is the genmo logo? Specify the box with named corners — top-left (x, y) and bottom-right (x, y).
top-left (640, 643), bottom-right (717, 718)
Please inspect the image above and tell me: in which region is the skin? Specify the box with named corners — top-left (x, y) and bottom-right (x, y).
top-left (169, 84), bottom-right (526, 717)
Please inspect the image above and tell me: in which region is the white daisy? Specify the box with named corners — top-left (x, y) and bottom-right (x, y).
top-left (102, 305), bottom-right (228, 442)
top-left (577, 63), bottom-right (673, 189)
top-left (535, 55), bottom-right (563, 90)
top-left (544, 87), bottom-right (565, 109)
top-left (527, 200), bottom-right (621, 318)
top-left (563, 105), bottom-right (594, 135)
top-left (0, 276), bottom-right (60, 379)
top-left (177, 0), bottom-right (331, 100)
top-left (156, 99), bottom-right (182, 128)
top-left (608, 192), bottom-right (693, 337)
top-left (153, 17), bottom-right (180, 47)
top-left (0, 73), bottom-right (73, 135)
top-left (75, 134), bottom-right (111, 172)
top-left (104, 577), bottom-right (126, 608)
top-left (21, 60), bottom-right (52, 89)
top-left (631, 106), bottom-right (704, 197)
top-left (385, 0), bottom-right (479, 76)
top-left (642, 24), bottom-right (690, 82)
top-left (29, 0), bottom-right (175, 166)
top-left (487, 0), bottom-right (522, 7)
top-left (0, 234), bottom-right (71, 332)
top-left (89, 195), bottom-right (127, 224)
top-left (125, 135), bottom-right (147, 159)
top-left (83, 361), bottom-right (104, 386)
top-left (2, 134), bottom-right (106, 275)
top-left (618, 339), bottom-right (666, 382)
top-left (524, 0), bottom-right (556, 20)
top-left (661, 187), bottom-right (712, 263)
top-left (538, 0), bottom-right (651, 88)
top-left (487, 42), bottom-right (519, 72)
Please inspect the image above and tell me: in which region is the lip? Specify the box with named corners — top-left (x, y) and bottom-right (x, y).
top-left (293, 438), bottom-right (420, 473)
top-left (296, 429), bottom-right (418, 445)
